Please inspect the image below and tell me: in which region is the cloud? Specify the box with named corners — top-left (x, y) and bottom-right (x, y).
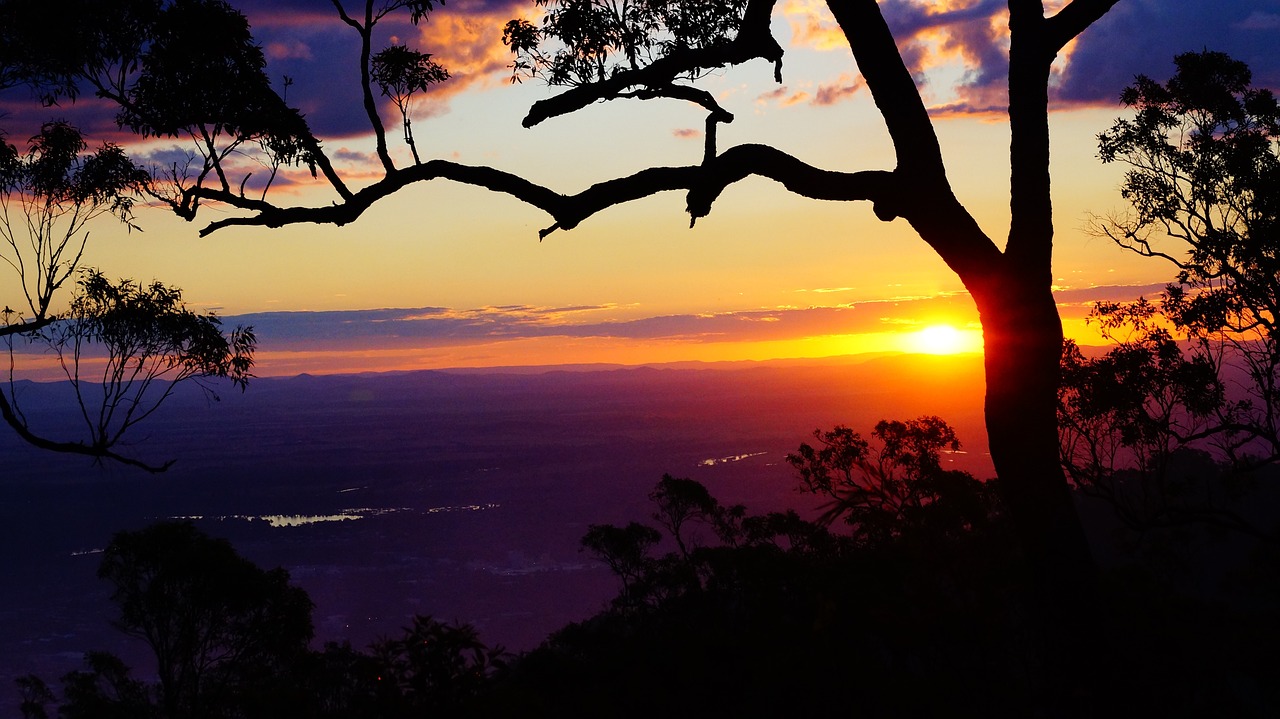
top-left (265, 40), bottom-right (314, 61)
top-left (0, 94), bottom-right (134, 147)
top-left (755, 86), bottom-right (811, 108)
top-left (1237, 11), bottom-right (1280, 30)
top-left (217, 294), bottom-right (988, 354)
top-left (219, 0), bottom-right (531, 139)
top-left (780, 0), bottom-right (1280, 118)
top-left (672, 128), bottom-right (701, 140)
top-left (1057, 1), bottom-right (1280, 106)
top-left (1052, 283), bottom-right (1169, 307)
top-left (812, 74), bottom-right (863, 106)
top-left (754, 74), bottom-right (861, 109)
top-left (780, 0), bottom-right (847, 51)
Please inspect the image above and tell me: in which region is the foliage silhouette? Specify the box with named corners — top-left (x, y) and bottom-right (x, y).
top-left (787, 416), bottom-right (1001, 545)
top-left (0, 119), bottom-right (255, 471)
top-left (14, 449), bottom-right (1280, 717)
top-left (1062, 52), bottom-right (1280, 543)
top-left (97, 522), bottom-right (315, 718)
top-left (481, 434), bottom-right (1280, 716)
top-left (369, 615), bottom-right (509, 715)
top-left (370, 44), bottom-right (449, 165)
top-left (16, 522), bottom-right (511, 719)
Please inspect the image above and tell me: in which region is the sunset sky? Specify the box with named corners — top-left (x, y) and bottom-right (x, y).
top-left (3, 0), bottom-right (1278, 376)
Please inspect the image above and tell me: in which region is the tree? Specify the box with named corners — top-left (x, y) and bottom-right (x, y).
top-left (97, 522), bottom-right (315, 718)
top-left (1061, 51), bottom-right (1280, 541)
top-left (0, 121), bottom-right (256, 471)
top-left (1092, 50), bottom-right (1280, 458)
top-left (581, 521), bottom-right (663, 607)
top-left (10, 0), bottom-right (1129, 592)
top-left (370, 615), bottom-right (509, 715)
top-left (788, 416), bottom-right (1001, 546)
top-left (370, 44), bottom-right (449, 166)
top-left (648, 473), bottom-right (721, 560)
top-left (50, 653), bottom-right (156, 719)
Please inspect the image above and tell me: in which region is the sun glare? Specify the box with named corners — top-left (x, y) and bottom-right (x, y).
top-left (910, 324), bottom-right (982, 355)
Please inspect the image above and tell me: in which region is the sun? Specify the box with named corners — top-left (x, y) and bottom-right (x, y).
top-left (910, 324), bottom-right (981, 355)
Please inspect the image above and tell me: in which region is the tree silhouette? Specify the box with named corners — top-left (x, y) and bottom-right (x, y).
top-left (48, 652), bottom-right (155, 719)
top-left (14, 521), bottom-right (517, 718)
top-left (581, 521), bottom-right (663, 608)
top-left (0, 120), bottom-right (256, 471)
top-left (788, 416), bottom-right (1001, 546)
top-left (8, 0), bottom-right (1147, 591)
top-left (648, 473), bottom-right (722, 560)
top-left (1061, 52), bottom-right (1280, 541)
top-left (370, 44), bottom-right (449, 165)
top-left (370, 615), bottom-right (509, 714)
top-left (97, 522), bottom-right (314, 718)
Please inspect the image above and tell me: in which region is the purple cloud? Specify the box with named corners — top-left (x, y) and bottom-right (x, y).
top-left (213, 295), bottom-right (982, 352)
top-left (876, 0), bottom-right (1280, 115)
top-left (1058, 1), bottom-right (1280, 105)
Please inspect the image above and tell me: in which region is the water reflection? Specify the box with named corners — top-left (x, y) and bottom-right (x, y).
top-left (166, 503), bottom-right (501, 528)
top-left (697, 451), bottom-right (767, 466)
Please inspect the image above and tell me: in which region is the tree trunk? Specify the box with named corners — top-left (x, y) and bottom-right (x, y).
top-left (972, 260), bottom-right (1104, 712)
top-left (973, 267), bottom-right (1095, 589)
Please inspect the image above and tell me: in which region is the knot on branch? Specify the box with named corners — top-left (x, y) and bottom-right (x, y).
top-left (872, 200), bottom-right (899, 222)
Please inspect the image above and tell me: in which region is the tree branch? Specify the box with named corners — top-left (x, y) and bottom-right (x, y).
top-left (196, 147), bottom-right (898, 239)
top-left (0, 389), bottom-right (173, 473)
top-left (825, 0), bottom-right (1002, 282)
top-left (1044, 0), bottom-right (1122, 54)
top-left (615, 85), bottom-right (734, 124)
top-left (827, 0), bottom-right (945, 181)
top-left (0, 316), bottom-right (54, 339)
top-left (520, 0), bottom-right (783, 128)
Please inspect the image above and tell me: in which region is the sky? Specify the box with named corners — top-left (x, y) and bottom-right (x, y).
top-left (3, 0), bottom-right (1279, 377)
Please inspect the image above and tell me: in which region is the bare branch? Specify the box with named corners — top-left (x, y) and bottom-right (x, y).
top-left (827, 0), bottom-right (945, 181)
top-left (0, 390), bottom-right (173, 473)
top-left (615, 85), bottom-right (734, 123)
top-left (196, 147), bottom-right (898, 239)
top-left (1044, 0), bottom-right (1123, 54)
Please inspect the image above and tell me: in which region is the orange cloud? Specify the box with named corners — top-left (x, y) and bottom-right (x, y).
top-left (782, 0), bottom-right (1016, 117)
top-left (812, 74), bottom-right (863, 106)
top-left (414, 2), bottom-right (537, 103)
top-left (755, 86), bottom-right (810, 108)
top-left (672, 128), bottom-right (702, 140)
top-left (781, 0), bottom-right (846, 51)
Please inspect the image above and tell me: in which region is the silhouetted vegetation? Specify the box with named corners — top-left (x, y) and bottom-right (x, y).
top-left (1060, 51), bottom-right (1280, 545)
top-left (0, 71), bottom-right (256, 471)
top-left (16, 522), bottom-right (511, 719)
top-left (16, 408), bottom-right (1280, 717)
top-left (6, 3), bottom-right (1279, 714)
top-left (477, 419), bottom-right (1278, 717)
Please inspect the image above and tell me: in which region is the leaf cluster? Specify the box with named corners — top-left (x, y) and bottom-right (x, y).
top-left (371, 45), bottom-right (450, 102)
top-left (1070, 53), bottom-right (1280, 537)
top-left (18, 522), bottom-right (512, 719)
top-left (115, 0), bottom-right (318, 173)
top-left (57, 269), bottom-right (256, 390)
top-left (0, 121), bottom-right (148, 226)
top-left (503, 0), bottom-right (748, 86)
top-left (787, 416), bottom-right (999, 546)
top-left (1097, 50), bottom-right (1280, 342)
